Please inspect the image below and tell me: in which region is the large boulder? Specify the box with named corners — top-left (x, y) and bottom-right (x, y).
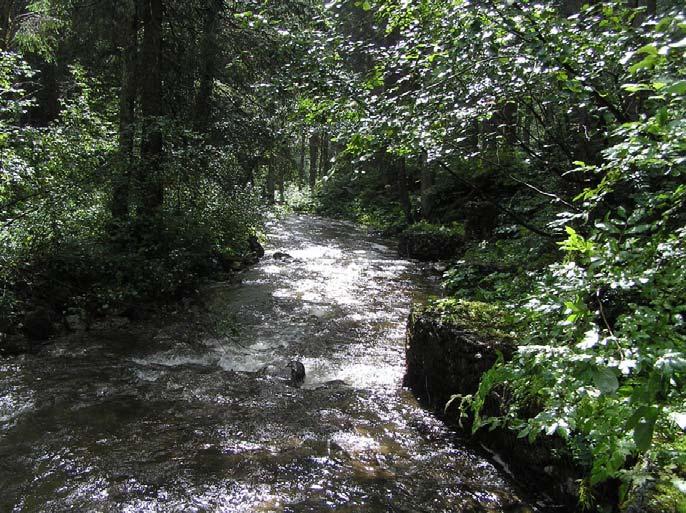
top-left (404, 300), bottom-right (514, 412)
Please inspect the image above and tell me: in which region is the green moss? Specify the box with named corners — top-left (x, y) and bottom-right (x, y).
top-left (646, 480), bottom-right (686, 513)
top-left (417, 297), bottom-right (517, 340)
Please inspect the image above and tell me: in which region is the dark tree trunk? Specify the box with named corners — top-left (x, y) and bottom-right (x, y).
top-left (0, 0), bottom-right (25, 50)
top-left (193, 0), bottom-right (222, 133)
top-left (266, 160), bottom-right (276, 205)
top-left (278, 162), bottom-right (285, 203)
top-left (645, 0), bottom-right (656, 15)
top-left (309, 132), bottom-right (319, 191)
top-left (560, 0), bottom-right (584, 16)
top-left (112, 1), bottom-right (140, 222)
top-left (420, 155), bottom-right (434, 220)
top-left (238, 154), bottom-right (258, 187)
top-left (397, 157), bottom-right (413, 224)
top-left (0, 0), bottom-right (13, 49)
top-left (36, 61), bottom-right (60, 124)
top-left (319, 132), bottom-right (330, 176)
top-left (247, 159), bottom-right (256, 187)
top-left (481, 116), bottom-right (497, 153)
top-left (138, 0), bottom-right (164, 217)
top-left (298, 130), bottom-right (306, 189)
top-left (467, 118), bottom-right (479, 153)
top-left (500, 101), bottom-right (518, 146)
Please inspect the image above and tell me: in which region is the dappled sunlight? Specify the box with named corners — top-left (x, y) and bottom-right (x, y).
top-left (0, 215), bottom-right (526, 512)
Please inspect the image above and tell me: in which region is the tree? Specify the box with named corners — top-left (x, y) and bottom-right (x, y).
top-left (309, 131), bottom-right (319, 191)
top-left (137, 0), bottom-right (163, 219)
top-left (111, 0), bottom-right (139, 223)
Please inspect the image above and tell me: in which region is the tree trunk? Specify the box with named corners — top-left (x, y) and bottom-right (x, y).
top-left (481, 116), bottom-right (497, 153)
top-left (467, 118), bottom-right (479, 153)
top-left (309, 132), bottom-right (319, 191)
top-left (298, 130), bottom-right (306, 189)
top-left (193, 0), bottom-right (222, 133)
top-left (319, 132), bottom-right (330, 177)
top-left (397, 157), bottom-right (413, 224)
top-left (644, 0), bottom-right (656, 15)
top-left (0, 0), bottom-right (13, 49)
top-left (420, 155), bottom-right (434, 220)
top-left (0, 0), bottom-right (25, 50)
top-left (112, 1), bottom-right (140, 222)
top-left (500, 101), bottom-right (518, 146)
top-left (138, 0), bottom-right (164, 217)
top-left (266, 159), bottom-right (276, 205)
top-left (34, 61), bottom-right (60, 125)
top-left (278, 162), bottom-right (285, 203)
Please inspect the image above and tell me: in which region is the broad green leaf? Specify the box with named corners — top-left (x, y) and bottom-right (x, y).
top-left (592, 367), bottom-right (619, 394)
top-left (621, 83), bottom-right (652, 93)
top-left (629, 54), bottom-right (658, 74)
top-left (664, 81), bottom-right (686, 95)
top-left (633, 410), bottom-right (658, 451)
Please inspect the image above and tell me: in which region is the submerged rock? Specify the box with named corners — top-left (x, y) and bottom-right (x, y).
top-left (286, 360), bottom-right (306, 385)
top-left (259, 360), bottom-right (306, 386)
top-left (273, 251), bottom-right (293, 260)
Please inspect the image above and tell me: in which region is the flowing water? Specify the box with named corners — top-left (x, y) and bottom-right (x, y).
top-left (0, 215), bottom-right (541, 513)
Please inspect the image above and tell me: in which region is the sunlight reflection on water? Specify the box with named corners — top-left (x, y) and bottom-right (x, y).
top-left (0, 214), bottom-right (534, 513)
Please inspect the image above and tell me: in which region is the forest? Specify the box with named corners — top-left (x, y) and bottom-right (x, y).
top-left (1, 0), bottom-right (685, 511)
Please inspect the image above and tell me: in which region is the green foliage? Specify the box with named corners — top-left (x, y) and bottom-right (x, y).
top-left (442, 234), bottom-right (556, 303)
top-left (313, 165), bottom-right (408, 232)
top-left (12, 1), bottom-right (63, 60)
top-left (0, 40), bottom-right (264, 334)
top-left (464, 7), bottom-right (686, 500)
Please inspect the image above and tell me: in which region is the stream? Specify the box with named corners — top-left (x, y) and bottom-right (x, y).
top-left (0, 215), bottom-right (540, 512)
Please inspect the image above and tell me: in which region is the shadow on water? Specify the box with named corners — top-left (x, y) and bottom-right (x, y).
top-left (0, 214), bottom-right (548, 512)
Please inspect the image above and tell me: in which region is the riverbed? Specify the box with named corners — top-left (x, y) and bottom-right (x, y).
top-left (0, 215), bottom-right (536, 512)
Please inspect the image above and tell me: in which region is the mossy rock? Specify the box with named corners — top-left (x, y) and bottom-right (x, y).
top-left (404, 298), bottom-right (581, 508)
top-left (405, 299), bottom-right (515, 411)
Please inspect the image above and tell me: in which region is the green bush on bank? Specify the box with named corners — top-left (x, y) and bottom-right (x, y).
top-left (0, 54), bottom-right (262, 339)
top-left (464, 14), bottom-right (686, 506)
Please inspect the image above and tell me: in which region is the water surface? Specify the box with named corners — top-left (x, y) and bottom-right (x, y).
top-left (0, 215), bottom-right (536, 512)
